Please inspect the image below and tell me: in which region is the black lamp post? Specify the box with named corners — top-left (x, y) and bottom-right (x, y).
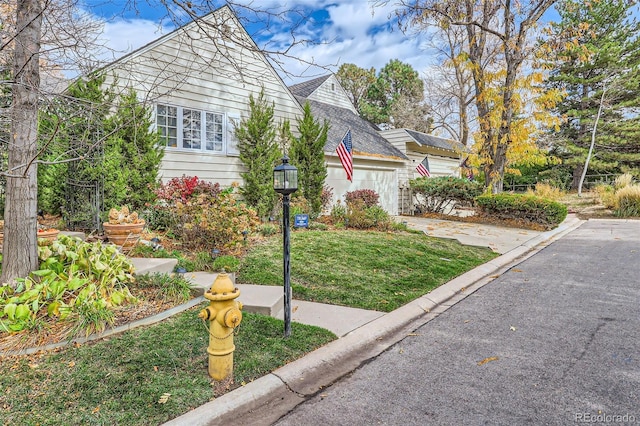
top-left (273, 156), bottom-right (298, 337)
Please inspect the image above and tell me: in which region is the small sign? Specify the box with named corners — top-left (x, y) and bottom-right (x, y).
top-left (294, 214), bottom-right (309, 228)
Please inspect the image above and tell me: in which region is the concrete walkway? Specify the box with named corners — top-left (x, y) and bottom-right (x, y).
top-left (163, 214), bottom-right (585, 426)
top-left (399, 216), bottom-right (543, 254)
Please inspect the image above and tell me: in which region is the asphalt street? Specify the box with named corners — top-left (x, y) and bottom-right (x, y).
top-left (274, 220), bottom-right (640, 425)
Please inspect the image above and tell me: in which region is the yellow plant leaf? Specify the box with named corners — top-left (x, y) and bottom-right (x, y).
top-left (477, 356), bottom-right (499, 366)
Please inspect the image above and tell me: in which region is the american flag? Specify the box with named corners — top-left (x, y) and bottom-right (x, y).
top-left (336, 129), bottom-right (353, 182)
top-left (416, 156), bottom-right (431, 177)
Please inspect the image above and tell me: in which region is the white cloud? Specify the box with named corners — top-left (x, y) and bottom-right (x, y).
top-left (97, 18), bottom-right (174, 63)
top-left (91, 1), bottom-right (434, 84)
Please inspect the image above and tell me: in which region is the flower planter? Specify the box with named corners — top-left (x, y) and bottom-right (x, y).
top-left (103, 222), bottom-right (145, 249)
top-left (0, 230), bottom-right (60, 248)
top-left (37, 229), bottom-right (60, 246)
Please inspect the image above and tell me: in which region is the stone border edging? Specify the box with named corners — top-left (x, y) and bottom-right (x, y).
top-left (1, 296), bottom-right (205, 357)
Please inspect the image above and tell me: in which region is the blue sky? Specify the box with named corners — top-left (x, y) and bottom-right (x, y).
top-left (84, 0), bottom-right (438, 83)
top-left (85, 1), bottom-right (623, 84)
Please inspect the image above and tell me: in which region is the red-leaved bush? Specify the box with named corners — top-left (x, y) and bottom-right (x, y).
top-left (345, 189), bottom-right (379, 208)
top-left (155, 175), bottom-right (221, 204)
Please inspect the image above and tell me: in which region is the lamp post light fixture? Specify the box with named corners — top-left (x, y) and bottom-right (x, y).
top-left (150, 237), bottom-right (161, 251)
top-left (211, 248), bottom-right (220, 259)
top-left (273, 156), bottom-right (298, 338)
top-left (175, 266), bottom-right (187, 277)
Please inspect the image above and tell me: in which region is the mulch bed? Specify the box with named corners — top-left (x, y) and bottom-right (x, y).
top-left (0, 288), bottom-right (181, 355)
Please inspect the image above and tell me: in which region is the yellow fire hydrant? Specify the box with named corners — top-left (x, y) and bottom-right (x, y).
top-left (198, 273), bottom-right (243, 381)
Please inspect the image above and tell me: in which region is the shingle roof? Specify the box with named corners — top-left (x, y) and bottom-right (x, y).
top-left (288, 75), bottom-right (332, 99)
top-left (405, 129), bottom-right (466, 153)
top-left (301, 98), bottom-right (407, 160)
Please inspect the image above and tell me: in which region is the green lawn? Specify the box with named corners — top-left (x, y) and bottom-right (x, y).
top-left (0, 228), bottom-right (497, 425)
top-left (0, 309), bottom-right (335, 426)
top-left (239, 230), bottom-right (498, 312)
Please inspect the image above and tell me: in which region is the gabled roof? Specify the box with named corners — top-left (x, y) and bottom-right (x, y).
top-left (288, 75), bottom-right (332, 99)
top-left (301, 97), bottom-right (407, 160)
top-left (404, 129), bottom-right (466, 153)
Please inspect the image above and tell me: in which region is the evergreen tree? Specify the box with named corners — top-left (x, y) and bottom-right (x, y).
top-left (105, 89), bottom-right (164, 211)
top-left (544, 0), bottom-right (640, 185)
top-left (38, 74), bottom-right (113, 215)
top-left (289, 102), bottom-right (328, 216)
top-left (236, 89), bottom-right (281, 219)
top-left (361, 59), bottom-right (430, 131)
top-left (38, 76), bottom-right (163, 216)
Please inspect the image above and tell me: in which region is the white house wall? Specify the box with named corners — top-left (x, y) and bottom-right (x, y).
top-left (406, 152), bottom-right (461, 180)
top-left (307, 75), bottom-right (358, 114)
top-left (325, 155), bottom-right (401, 215)
top-left (379, 128), bottom-right (409, 156)
top-left (102, 7), bottom-right (303, 185)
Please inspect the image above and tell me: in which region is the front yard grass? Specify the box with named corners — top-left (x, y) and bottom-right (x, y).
top-left (0, 228), bottom-right (498, 425)
top-left (239, 230), bottom-right (498, 312)
top-left (0, 310), bottom-right (335, 426)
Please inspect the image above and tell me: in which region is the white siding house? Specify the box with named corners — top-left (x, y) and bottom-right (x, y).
top-left (101, 5), bottom-right (303, 187)
top-left (380, 128), bottom-right (466, 215)
top-left (99, 7), bottom-right (463, 217)
top-left (289, 76), bottom-right (408, 215)
top-left (380, 128), bottom-right (465, 184)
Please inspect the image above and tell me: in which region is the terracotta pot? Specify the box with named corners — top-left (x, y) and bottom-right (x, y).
top-left (37, 229), bottom-right (60, 246)
top-left (103, 221), bottom-right (145, 249)
top-left (0, 229), bottom-right (60, 249)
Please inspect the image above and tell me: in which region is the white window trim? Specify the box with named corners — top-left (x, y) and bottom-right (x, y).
top-left (156, 103), bottom-right (234, 155)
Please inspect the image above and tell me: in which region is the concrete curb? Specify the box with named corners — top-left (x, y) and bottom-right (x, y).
top-left (164, 215), bottom-right (585, 426)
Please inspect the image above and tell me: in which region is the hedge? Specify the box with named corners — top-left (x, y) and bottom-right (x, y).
top-left (476, 193), bottom-right (567, 229)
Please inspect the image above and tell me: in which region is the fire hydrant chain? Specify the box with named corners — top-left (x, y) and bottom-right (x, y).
top-left (198, 273), bottom-right (243, 381)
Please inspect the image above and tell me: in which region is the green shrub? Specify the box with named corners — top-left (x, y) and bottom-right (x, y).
top-left (538, 167), bottom-right (572, 190)
top-left (330, 202), bottom-right (347, 223)
top-left (345, 199), bottom-right (392, 230)
top-left (476, 193), bottom-right (568, 229)
top-left (258, 223), bottom-right (278, 236)
top-left (0, 235), bottom-right (137, 335)
top-left (410, 176), bottom-right (482, 214)
top-left (142, 205), bottom-right (176, 231)
top-left (614, 185), bottom-right (640, 217)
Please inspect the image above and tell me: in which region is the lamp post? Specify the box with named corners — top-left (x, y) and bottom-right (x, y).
top-left (273, 156), bottom-right (298, 338)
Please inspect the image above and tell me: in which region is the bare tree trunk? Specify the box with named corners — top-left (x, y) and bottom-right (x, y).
top-left (1, 0), bottom-right (42, 286)
top-left (578, 84), bottom-right (607, 197)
